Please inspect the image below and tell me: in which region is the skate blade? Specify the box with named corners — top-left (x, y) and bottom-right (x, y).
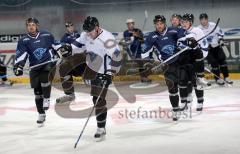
top-left (43, 108), bottom-right (49, 111)
top-left (95, 135), bottom-right (106, 142)
top-left (37, 123), bottom-right (45, 127)
top-left (225, 83), bottom-right (233, 88)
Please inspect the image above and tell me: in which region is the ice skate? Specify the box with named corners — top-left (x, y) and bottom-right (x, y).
top-left (37, 114), bottom-right (46, 127)
top-left (94, 128), bottom-right (106, 142)
top-left (56, 94), bottom-right (75, 104)
top-left (224, 77), bottom-right (233, 85)
top-left (196, 103), bottom-right (203, 112)
top-left (196, 77), bottom-right (211, 90)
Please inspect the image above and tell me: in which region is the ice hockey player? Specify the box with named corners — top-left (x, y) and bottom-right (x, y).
top-left (179, 13), bottom-right (210, 112)
top-left (60, 21), bottom-right (80, 44)
top-left (56, 16), bottom-right (122, 141)
top-left (0, 60), bottom-right (13, 86)
top-left (123, 18), bottom-right (152, 83)
top-left (170, 14), bottom-right (182, 28)
top-left (123, 18), bottom-right (135, 42)
top-left (141, 15), bottom-right (188, 121)
top-left (13, 18), bottom-right (56, 125)
top-left (198, 13), bottom-right (233, 85)
top-left (56, 21), bottom-right (86, 104)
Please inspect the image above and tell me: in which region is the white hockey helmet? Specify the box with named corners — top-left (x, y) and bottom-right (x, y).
top-left (126, 18), bottom-right (135, 24)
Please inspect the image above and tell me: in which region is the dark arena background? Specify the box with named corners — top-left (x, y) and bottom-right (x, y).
top-left (0, 0), bottom-right (240, 154)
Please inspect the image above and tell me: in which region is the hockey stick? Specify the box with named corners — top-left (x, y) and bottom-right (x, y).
top-left (29, 58), bottom-right (60, 70)
top-left (204, 67), bottom-right (232, 85)
top-left (29, 50), bottom-right (63, 70)
top-left (151, 18), bottom-right (221, 71)
top-left (74, 80), bottom-right (107, 148)
top-left (142, 10), bottom-right (148, 31)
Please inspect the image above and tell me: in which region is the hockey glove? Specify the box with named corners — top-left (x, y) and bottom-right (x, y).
top-left (186, 37), bottom-right (198, 49)
top-left (59, 43), bottom-right (72, 57)
top-left (13, 65), bottom-right (23, 76)
top-left (218, 38), bottom-right (225, 46)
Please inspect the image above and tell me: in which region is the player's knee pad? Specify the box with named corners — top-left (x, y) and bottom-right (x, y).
top-left (178, 67), bottom-right (189, 86)
top-left (34, 87), bottom-right (43, 96)
top-left (168, 84), bottom-right (178, 95)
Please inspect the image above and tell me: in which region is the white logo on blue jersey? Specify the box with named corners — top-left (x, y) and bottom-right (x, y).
top-left (33, 48), bottom-right (47, 60)
top-left (161, 45), bottom-right (175, 55)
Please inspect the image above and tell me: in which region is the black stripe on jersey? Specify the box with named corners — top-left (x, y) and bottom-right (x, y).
top-left (104, 54), bottom-right (108, 74)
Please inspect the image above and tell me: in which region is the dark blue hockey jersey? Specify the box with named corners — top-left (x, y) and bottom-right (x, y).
top-left (15, 30), bottom-right (55, 67)
top-left (124, 29), bottom-right (144, 59)
top-left (142, 27), bottom-right (186, 63)
top-left (60, 31), bottom-right (80, 44)
top-left (123, 30), bottom-right (133, 42)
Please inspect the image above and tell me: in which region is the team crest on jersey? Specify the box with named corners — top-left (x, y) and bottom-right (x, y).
top-left (207, 36), bottom-right (214, 43)
top-left (33, 48), bottom-right (47, 60)
top-left (161, 45), bottom-right (175, 55)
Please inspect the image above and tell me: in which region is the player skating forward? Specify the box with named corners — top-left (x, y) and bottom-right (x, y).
top-left (56, 22), bottom-right (87, 104)
top-left (198, 13), bottom-right (233, 85)
top-left (13, 18), bottom-right (56, 125)
top-left (179, 13), bottom-right (210, 112)
top-left (142, 15), bottom-right (188, 121)
top-left (56, 16), bottom-right (122, 141)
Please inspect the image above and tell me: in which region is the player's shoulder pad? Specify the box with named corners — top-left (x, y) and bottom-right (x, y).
top-left (193, 26), bottom-right (204, 32)
top-left (148, 31), bottom-right (158, 39)
top-left (167, 26), bottom-right (179, 33)
top-left (19, 34), bottom-right (29, 43)
top-left (39, 30), bottom-right (53, 37)
top-left (209, 22), bottom-right (216, 27)
top-left (99, 29), bottom-right (115, 41)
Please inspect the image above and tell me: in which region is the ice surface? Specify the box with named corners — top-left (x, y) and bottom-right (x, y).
top-left (0, 81), bottom-right (240, 154)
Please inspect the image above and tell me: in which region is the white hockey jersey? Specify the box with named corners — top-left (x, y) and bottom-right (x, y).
top-left (198, 22), bottom-right (224, 48)
top-left (71, 28), bottom-right (122, 75)
top-left (178, 26), bottom-right (209, 57)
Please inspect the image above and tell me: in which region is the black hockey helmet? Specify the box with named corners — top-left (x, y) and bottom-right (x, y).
top-left (65, 21), bottom-right (73, 27)
top-left (199, 13), bottom-right (208, 20)
top-left (26, 17), bottom-right (39, 26)
top-left (82, 16), bottom-right (99, 32)
top-left (153, 15), bottom-right (166, 24)
top-left (182, 13), bottom-right (194, 23)
top-left (171, 14), bottom-right (182, 19)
